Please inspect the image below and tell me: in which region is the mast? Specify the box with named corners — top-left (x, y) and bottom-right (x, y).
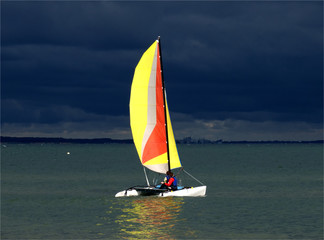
top-left (158, 36), bottom-right (171, 171)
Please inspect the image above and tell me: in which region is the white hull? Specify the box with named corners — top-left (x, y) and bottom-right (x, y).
top-left (115, 189), bottom-right (139, 197)
top-left (159, 186), bottom-right (206, 197)
top-left (115, 186), bottom-right (206, 197)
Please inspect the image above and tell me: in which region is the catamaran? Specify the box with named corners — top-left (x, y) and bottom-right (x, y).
top-left (115, 37), bottom-right (206, 197)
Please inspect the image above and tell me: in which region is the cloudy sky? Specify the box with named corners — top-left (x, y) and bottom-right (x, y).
top-left (2, 1), bottom-right (323, 141)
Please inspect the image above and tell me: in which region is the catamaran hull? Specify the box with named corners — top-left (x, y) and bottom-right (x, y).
top-left (115, 189), bottom-right (139, 197)
top-left (115, 186), bottom-right (206, 197)
top-left (115, 187), bottom-right (167, 197)
top-left (159, 186), bottom-right (206, 197)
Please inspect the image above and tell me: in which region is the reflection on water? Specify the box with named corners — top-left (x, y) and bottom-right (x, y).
top-left (100, 197), bottom-right (192, 239)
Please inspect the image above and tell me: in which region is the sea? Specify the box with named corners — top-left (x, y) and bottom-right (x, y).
top-left (1, 143), bottom-right (323, 240)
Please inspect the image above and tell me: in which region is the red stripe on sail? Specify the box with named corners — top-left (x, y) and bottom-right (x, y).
top-left (142, 45), bottom-right (167, 164)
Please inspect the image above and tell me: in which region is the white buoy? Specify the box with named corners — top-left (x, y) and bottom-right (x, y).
top-left (67, 152), bottom-right (70, 155)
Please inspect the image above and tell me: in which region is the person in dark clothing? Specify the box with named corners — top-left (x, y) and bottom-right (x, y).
top-left (160, 171), bottom-right (177, 190)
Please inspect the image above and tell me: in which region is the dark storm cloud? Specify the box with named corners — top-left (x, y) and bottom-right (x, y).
top-left (161, 2), bottom-right (323, 123)
top-left (1, 1), bottom-right (323, 140)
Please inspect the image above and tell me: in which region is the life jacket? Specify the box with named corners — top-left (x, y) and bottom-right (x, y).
top-left (164, 175), bottom-right (170, 183)
top-left (171, 176), bottom-right (177, 187)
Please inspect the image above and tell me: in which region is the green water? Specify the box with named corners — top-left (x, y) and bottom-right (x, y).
top-left (1, 143), bottom-right (323, 239)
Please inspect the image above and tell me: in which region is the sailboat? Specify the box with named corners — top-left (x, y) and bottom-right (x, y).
top-left (115, 37), bottom-right (207, 197)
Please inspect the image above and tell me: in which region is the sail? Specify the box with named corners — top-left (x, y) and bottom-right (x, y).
top-left (130, 39), bottom-right (182, 174)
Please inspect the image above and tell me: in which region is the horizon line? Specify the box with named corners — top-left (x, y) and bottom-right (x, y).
top-left (1, 136), bottom-right (323, 144)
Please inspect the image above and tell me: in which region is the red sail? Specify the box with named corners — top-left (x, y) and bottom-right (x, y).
top-left (142, 44), bottom-right (167, 163)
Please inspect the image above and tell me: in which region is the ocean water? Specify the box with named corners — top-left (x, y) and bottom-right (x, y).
top-left (1, 143), bottom-right (323, 239)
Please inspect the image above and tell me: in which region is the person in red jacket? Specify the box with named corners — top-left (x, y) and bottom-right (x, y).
top-left (160, 171), bottom-right (177, 190)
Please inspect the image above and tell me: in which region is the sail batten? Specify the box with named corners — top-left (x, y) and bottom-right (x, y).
top-left (130, 38), bottom-right (181, 174)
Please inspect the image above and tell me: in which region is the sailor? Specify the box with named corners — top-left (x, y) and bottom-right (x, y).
top-left (160, 171), bottom-right (177, 190)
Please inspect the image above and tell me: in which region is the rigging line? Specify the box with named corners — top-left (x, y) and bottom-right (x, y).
top-left (143, 167), bottom-right (150, 186)
top-left (183, 169), bottom-right (205, 186)
top-left (175, 167), bottom-right (184, 177)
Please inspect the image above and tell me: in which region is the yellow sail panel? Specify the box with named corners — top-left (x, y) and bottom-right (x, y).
top-left (130, 38), bottom-right (181, 174)
top-left (130, 41), bottom-right (158, 162)
top-left (165, 100), bottom-right (182, 170)
top-left (143, 153), bottom-right (168, 173)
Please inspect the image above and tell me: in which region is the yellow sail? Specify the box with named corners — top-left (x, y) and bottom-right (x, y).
top-left (129, 39), bottom-right (182, 174)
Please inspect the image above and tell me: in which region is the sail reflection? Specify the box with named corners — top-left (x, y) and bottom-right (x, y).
top-left (110, 197), bottom-right (186, 239)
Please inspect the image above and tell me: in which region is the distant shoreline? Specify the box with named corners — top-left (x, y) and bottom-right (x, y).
top-left (1, 136), bottom-right (323, 144)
